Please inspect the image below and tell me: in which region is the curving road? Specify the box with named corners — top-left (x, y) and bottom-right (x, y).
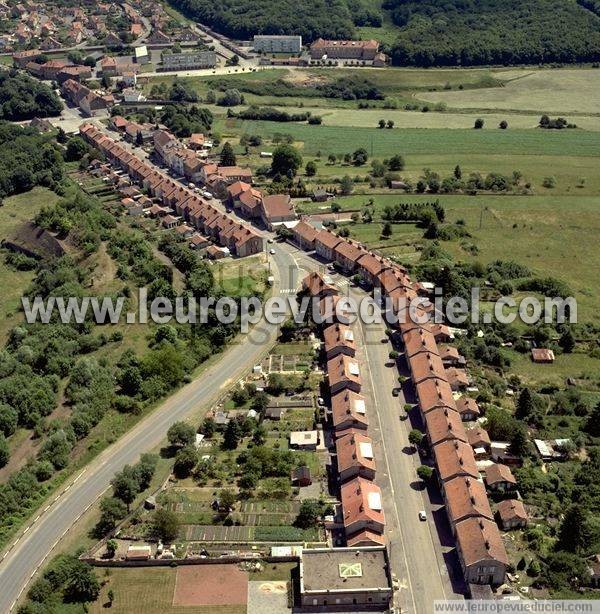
top-left (0, 248), bottom-right (300, 612)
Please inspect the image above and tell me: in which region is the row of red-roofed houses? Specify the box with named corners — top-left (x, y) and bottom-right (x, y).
top-left (150, 129), bottom-right (297, 231)
top-left (301, 270), bottom-right (386, 550)
top-left (289, 224), bottom-right (526, 589)
top-left (78, 124), bottom-right (265, 257)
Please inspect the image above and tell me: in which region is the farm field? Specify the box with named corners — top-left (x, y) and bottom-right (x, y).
top-left (310, 194), bottom-right (600, 322)
top-left (417, 68), bottom-right (600, 114)
top-left (217, 121), bottom-right (600, 158)
top-left (91, 567), bottom-right (246, 614)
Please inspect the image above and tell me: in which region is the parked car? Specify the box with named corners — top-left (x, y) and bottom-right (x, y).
top-left (419, 510), bottom-right (427, 521)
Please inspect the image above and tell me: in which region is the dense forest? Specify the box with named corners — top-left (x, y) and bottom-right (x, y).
top-left (0, 122), bottom-right (64, 200)
top-left (168, 0), bottom-right (379, 42)
top-left (169, 0), bottom-right (600, 66)
top-left (0, 71), bottom-right (62, 121)
top-left (384, 0), bottom-right (600, 66)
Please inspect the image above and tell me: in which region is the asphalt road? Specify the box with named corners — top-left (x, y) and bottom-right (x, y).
top-left (0, 247), bottom-right (299, 613)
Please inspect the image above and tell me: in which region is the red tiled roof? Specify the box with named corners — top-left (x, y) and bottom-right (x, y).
top-left (434, 439), bottom-right (480, 482)
top-left (341, 477), bottom-right (385, 532)
top-left (454, 517), bottom-right (508, 567)
top-left (485, 463), bottom-right (516, 486)
top-left (444, 476), bottom-right (493, 525)
top-left (336, 430), bottom-right (376, 477)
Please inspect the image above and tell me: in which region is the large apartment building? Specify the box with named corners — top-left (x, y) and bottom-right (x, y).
top-left (310, 38), bottom-right (379, 60)
top-left (253, 35), bottom-right (302, 54)
top-left (161, 51), bottom-right (217, 71)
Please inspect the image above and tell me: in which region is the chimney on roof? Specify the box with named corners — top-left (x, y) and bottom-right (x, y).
top-left (470, 496), bottom-right (476, 504)
top-left (485, 540), bottom-right (490, 550)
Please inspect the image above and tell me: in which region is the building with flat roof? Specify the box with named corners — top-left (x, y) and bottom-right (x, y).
top-left (299, 546), bottom-right (392, 609)
top-left (253, 34), bottom-right (302, 54)
top-left (162, 51), bottom-right (217, 71)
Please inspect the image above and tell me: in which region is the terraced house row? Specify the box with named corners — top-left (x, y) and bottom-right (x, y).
top-left (290, 223), bottom-right (510, 589)
top-left (78, 124), bottom-right (264, 257)
top-left (302, 270), bottom-right (386, 550)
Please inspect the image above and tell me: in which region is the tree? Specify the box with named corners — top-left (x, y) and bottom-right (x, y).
top-left (408, 429), bottom-right (423, 447)
top-left (340, 175), bottom-right (354, 195)
top-left (111, 469), bottom-right (138, 510)
top-left (239, 472), bottom-right (258, 490)
top-left (557, 504), bottom-right (591, 553)
top-left (559, 328), bottom-right (576, 353)
top-left (101, 74), bottom-right (111, 89)
top-left (0, 403), bottom-right (17, 436)
top-left (328, 154), bottom-right (337, 164)
top-left (388, 154), bottom-right (404, 171)
top-left (108, 588), bottom-right (115, 605)
top-left (252, 424), bottom-right (267, 446)
top-left (296, 499), bottom-right (322, 528)
top-left (515, 387), bottom-right (534, 421)
top-left (231, 385), bottom-right (249, 406)
top-left (271, 144), bottom-right (302, 176)
top-left (378, 119), bottom-right (386, 128)
top-left (474, 118), bottom-right (484, 129)
top-left (217, 88), bottom-right (242, 106)
top-left (135, 130), bottom-right (143, 146)
top-left (499, 120), bottom-right (508, 129)
top-left (252, 392), bottom-right (269, 413)
top-left (387, 119), bottom-right (394, 129)
top-left (174, 445), bottom-right (198, 478)
top-left (167, 421), bottom-right (195, 447)
top-left (84, 55), bottom-right (96, 68)
top-left (97, 496), bottom-right (127, 534)
top-left (151, 508), bottom-right (180, 542)
top-left (585, 402), bottom-right (600, 436)
top-left (65, 137), bottom-right (89, 161)
top-left (220, 141), bottom-right (236, 166)
top-left (223, 418), bottom-right (242, 449)
top-left (510, 424), bottom-right (529, 456)
top-left (417, 465), bottom-right (433, 481)
top-left (305, 161), bottom-right (317, 176)
top-left (106, 539), bottom-right (117, 558)
top-left (352, 148), bottom-right (368, 166)
top-left (454, 165), bottom-right (462, 180)
top-left (64, 561), bottom-right (100, 602)
top-left (219, 488), bottom-right (236, 511)
top-left (381, 222), bottom-right (392, 238)
top-left (27, 577), bottom-right (52, 603)
top-left (201, 417), bottom-right (216, 437)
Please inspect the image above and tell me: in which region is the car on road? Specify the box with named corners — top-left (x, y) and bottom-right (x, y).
top-left (419, 510), bottom-right (427, 521)
top-left (392, 388), bottom-right (400, 397)
top-left (269, 249), bottom-right (276, 254)
top-left (267, 238), bottom-right (274, 244)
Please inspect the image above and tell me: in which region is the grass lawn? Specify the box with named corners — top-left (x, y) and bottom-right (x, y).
top-left (213, 254), bottom-right (268, 297)
top-left (505, 350), bottom-right (600, 387)
top-left (92, 567), bottom-right (245, 614)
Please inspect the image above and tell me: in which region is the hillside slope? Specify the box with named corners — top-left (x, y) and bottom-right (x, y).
top-left (384, 0), bottom-right (600, 66)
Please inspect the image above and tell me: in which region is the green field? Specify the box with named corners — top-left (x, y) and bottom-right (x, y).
top-left (307, 194), bottom-right (600, 322)
top-left (92, 567), bottom-right (245, 614)
top-left (418, 68), bottom-right (600, 114)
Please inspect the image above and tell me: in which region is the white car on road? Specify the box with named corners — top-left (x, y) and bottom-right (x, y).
top-left (419, 510), bottom-right (427, 521)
